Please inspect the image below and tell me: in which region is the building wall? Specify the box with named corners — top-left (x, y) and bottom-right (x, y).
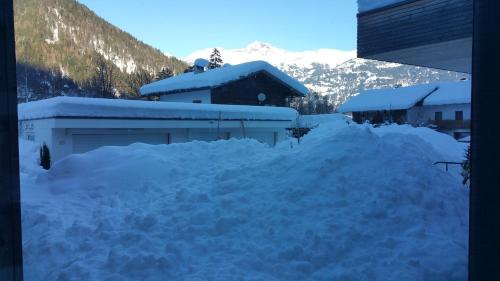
top-left (407, 103), bottom-right (471, 123)
top-left (19, 118), bottom-right (291, 162)
top-left (159, 89), bottom-right (212, 104)
top-left (211, 71), bottom-right (296, 106)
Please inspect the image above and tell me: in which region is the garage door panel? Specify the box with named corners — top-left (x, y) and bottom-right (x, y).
top-left (72, 134), bottom-right (167, 154)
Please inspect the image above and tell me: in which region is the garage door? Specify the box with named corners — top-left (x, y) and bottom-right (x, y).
top-left (72, 133), bottom-right (168, 154)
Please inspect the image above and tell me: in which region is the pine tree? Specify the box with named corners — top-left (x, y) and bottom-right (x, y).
top-left (126, 69), bottom-right (153, 97)
top-left (208, 48), bottom-right (223, 69)
top-left (40, 143), bottom-right (51, 170)
top-left (155, 67), bottom-right (173, 81)
top-left (461, 145), bottom-right (471, 186)
top-left (84, 54), bottom-right (117, 99)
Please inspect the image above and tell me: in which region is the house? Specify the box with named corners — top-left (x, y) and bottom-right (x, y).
top-left (357, 0), bottom-right (473, 73)
top-left (339, 80), bottom-right (471, 138)
top-left (18, 97), bottom-right (299, 162)
top-left (140, 60), bottom-right (308, 106)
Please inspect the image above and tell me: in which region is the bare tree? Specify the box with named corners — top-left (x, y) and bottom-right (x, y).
top-left (86, 54), bottom-right (117, 98)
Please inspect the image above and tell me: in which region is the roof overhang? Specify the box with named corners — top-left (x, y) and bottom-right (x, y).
top-left (357, 0), bottom-right (473, 73)
top-left (360, 38), bottom-right (472, 73)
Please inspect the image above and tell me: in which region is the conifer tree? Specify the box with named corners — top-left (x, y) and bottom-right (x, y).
top-left (462, 145), bottom-right (471, 186)
top-left (208, 48), bottom-right (223, 69)
top-left (155, 67), bottom-right (174, 81)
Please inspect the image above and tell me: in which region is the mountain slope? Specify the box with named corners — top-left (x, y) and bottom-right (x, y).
top-left (14, 0), bottom-right (188, 100)
top-left (186, 42), bottom-right (468, 110)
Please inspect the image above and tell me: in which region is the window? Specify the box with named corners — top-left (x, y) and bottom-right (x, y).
top-left (435, 112), bottom-right (443, 121)
top-left (455, 111), bottom-right (463, 121)
top-left (192, 100), bottom-right (202, 103)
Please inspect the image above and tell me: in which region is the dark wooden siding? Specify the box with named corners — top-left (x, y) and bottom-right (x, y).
top-left (352, 110), bottom-right (408, 124)
top-left (211, 71), bottom-right (298, 106)
top-left (358, 0), bottom-right (473, 57)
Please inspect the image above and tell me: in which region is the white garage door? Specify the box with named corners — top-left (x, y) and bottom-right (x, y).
top-left (72, 133), bottom-right (168, 154)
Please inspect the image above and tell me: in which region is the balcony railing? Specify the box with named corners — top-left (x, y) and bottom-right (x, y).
top-left (428, 120), bottom-right (471, 130)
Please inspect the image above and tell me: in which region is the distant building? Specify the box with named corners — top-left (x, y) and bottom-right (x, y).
top-left (140, 61), bottom-right (308, 107)
top-left (339, 81), bottom-right (471, 139)
top-left (18, 97), bottom-right (299, 162)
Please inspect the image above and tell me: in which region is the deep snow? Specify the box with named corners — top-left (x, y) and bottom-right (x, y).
top-left (20, 115), bottom-right (469, 281)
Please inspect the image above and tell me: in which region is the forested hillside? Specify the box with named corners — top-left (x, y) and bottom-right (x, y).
top-left (14, 0), bottom-right (188, 101)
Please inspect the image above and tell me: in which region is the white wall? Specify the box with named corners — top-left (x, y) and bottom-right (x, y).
top-left (407, 103), bottom-right (471, 124)
top-left (159, 89), bottom-right (212, 104)
top-left (19, 118), bottom-right (291, 162)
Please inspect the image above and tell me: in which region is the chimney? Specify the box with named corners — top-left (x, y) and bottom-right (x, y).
top-left (193, 58), bottom-right (209, 74)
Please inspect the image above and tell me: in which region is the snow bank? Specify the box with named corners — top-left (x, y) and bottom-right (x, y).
top-left (140, 60), bottom-right (309, 96)
top-left (18, 96), bottom-right (299, 122)
top-left (299, 113), bottom-right (353, 128)
top-left (373, 124), bottom-right (469, 162)
top-left (20, 120), bottom-right (468, 281)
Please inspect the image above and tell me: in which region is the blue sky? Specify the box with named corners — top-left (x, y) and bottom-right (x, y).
top-left (78, 0), bottom-right (358, 57)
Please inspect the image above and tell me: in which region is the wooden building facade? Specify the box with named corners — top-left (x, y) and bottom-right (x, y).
top-left (140, 61), bottom-right (308, 107)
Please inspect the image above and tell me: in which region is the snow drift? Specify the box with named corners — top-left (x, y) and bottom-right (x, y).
top-left (20, 116), bottom-right (469, 281)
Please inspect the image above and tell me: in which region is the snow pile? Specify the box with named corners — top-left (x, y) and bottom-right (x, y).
top-left (374, 124), bottom-right (469, 162)
top-left (18, 139), bottom-right (43, 182)
top-left (424, 81), bottom-right (471, 106)
top-left (20, 119), bottom-right (468, 281)
top-left (299, 114), bottom-right (353, 128)
top-left (18, 96), bottom-right (299, 122)
top-left (140, 60), bottom-right (309, 96)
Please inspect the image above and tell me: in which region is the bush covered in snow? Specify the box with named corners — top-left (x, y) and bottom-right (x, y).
top-left (20, 115), bottom-right (468, 281)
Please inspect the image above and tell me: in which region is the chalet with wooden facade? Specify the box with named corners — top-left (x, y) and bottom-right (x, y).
top-left (357, 0), bottom-right (473, 73)
top-left (339, 80), bottom-right (471, 139)
top-left (140, 61), bottom-right (308, 106)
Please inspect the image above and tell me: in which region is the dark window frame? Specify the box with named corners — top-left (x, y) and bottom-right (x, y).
top-left (0, 0), bottom-right (24, 280)
top-left (435, 111), bottom-right (443, 121)
top-left (455, 110), bottom-right (464, 121)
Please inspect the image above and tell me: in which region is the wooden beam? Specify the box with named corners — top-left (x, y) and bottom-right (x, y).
top-left (0, 0), bottom-right (24, 280)
top-left (469, 0), bottom-right (500, 280)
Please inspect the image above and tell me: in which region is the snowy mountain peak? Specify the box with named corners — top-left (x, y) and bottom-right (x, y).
top-left (184, 42), bottom-right (356, 70)
top-left (247, 41), bottom-right (274, 51)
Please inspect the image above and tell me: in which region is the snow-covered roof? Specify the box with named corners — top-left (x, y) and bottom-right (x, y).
top-left (194, 58), bottom-right (209, 68)
top-left (140, 60), bottom-right (309, 97)
top-left (18, 97), bottom-right (299, 122)
top-left (423, 81), bottom-right (471, 106)
top-left (339, 83), bottom-right (438, 113)
top-left (339, 81), bottom-right (471, 113)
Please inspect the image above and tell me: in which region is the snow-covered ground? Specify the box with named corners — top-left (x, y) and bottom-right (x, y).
top-left (20, 115), bottom-right (469, 281)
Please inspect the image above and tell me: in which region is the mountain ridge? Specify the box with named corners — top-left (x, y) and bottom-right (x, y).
top-left (14, 0), bottom-right (188, 100)
top-left (186, 42), bottom-right (468, 110)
